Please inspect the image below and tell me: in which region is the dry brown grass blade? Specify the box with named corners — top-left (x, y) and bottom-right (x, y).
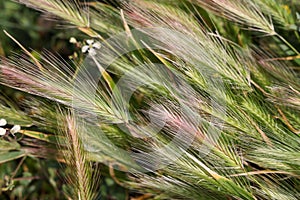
top-left (277, 107), bottom-right (300, 134)
top-left (3, 30), bottom-right (44, 71)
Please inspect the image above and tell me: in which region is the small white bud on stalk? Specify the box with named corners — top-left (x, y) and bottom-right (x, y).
top-left (69, 37), bottom-right (77, 44)
top-left (0, 128), bottom-right (6, 136)
top-left (0, 118), bottom-right (7, 126)
top-left (10, 125), bottom-right (21, 136)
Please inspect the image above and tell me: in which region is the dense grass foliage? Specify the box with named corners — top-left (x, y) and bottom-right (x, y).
top-left (0, 0), bottom-right (300, 199)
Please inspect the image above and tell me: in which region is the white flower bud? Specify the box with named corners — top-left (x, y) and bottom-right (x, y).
top-left (0, 118), bottom-right (7, 126)
top-left (0, 128), bottom-right (6, 136)
top-left (10, 125), bottom-right (21, 135)
top-left (69, 37), bottom-right (77, 44)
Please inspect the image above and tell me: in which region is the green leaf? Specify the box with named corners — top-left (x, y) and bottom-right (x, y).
top-left (0, 151), bottom-right (25, 164)
top-left (0, 140), bottom-right (20, 151)
top-left (22, 130), bottom-right (65, 145)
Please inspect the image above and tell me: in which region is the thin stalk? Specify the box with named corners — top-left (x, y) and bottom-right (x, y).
top-left (276, 33), bottom-right (299, 55)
